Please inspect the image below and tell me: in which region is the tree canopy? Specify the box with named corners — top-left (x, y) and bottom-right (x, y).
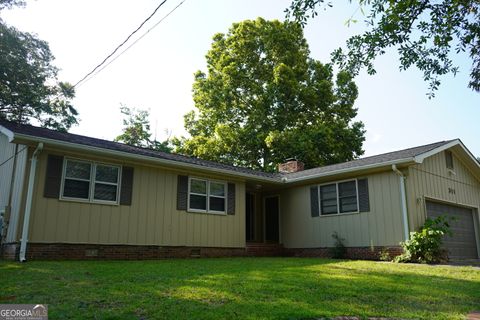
top-left (286, 0), bottom-right (480, 97)
top-left (0, 1), bottom-right (78, 131)
top-left (174, 18), bottom-right (365, 172)
top-left (115, 105), bottom-right (172, 153)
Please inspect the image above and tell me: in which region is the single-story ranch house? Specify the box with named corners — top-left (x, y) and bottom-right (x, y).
top-left (0, 119), bottom-right (479, 261)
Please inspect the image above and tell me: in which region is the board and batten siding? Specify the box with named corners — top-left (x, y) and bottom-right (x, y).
top-left (280, 171), bottom-right (405, 248)
top-left (406, 150), bottom-right (480, 231)
top-left (0, 133), bottom-right (28, 242)
top-left (27, 150), bottom-right (246, 248)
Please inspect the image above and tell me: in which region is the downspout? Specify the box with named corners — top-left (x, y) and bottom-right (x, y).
top-left (392, 164), bottom-right (410, 241)
top-left (19, 143), bottom-right (43, 262)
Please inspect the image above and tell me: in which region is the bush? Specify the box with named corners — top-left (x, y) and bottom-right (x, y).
top-left (330, 232), bottom-right (347, 259)
top-left (394, 215), bottom-right (452, 264)
top-left (379, 248), bottom-right (391, 262)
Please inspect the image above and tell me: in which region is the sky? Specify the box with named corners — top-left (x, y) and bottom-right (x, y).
top-left (2, 0), bottom-right (479, 158)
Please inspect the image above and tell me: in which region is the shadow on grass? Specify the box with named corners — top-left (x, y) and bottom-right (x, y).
top-left (0, 258), bottom-right (479, 320)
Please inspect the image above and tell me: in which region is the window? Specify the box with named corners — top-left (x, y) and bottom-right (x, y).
top-left (188, 178), bottom-right (226, 214)
top-left (62, 159), bottom-right (120, 204)
top-left (319, 180), bottom-right (358, 215)
top-left (445, 151), bottom-right (454, 170)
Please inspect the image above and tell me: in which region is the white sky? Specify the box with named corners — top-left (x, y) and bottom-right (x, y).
top-left (2, 0), bottom-right (479, 158)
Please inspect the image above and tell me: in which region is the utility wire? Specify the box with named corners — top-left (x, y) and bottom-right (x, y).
top-left (77, 0), bottom-right (187, 88)
top-left (0, 146), bottom-right (28, 169)
top-left (72, 0), bottom-right (168, 88)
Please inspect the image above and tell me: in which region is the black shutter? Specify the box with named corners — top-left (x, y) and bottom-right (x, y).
top-left (44, 155), bottom-right (64, 198)
top-left (177, 175), bottom-right (188, 210)
top-left (310, 186), bottom-right (319, 217)
top-left (120, 167), bottom-right (134, 205)
top-left (227, 183), bottom-right (236, 215)
top-left (358, 178), bottom-right (370, 212)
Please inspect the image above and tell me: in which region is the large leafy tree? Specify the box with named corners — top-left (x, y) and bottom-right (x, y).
top-left (0, 1), bottom-right (78, 131)
top-left (174, 18), bottom-right (365, 172)
top-left (286, 0), bottom-right (480, 98)
top-left (115, 105), bottom-right (172, 153)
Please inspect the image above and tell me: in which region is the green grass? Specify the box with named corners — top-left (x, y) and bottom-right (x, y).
top-left (0, 258), bottom-right (479, 319)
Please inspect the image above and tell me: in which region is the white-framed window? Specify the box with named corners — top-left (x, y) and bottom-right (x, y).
top-left (61, 159), bottom-right (121, 204)
top-left (319, 179), bottom-right (359, 215)
top-left (188, 177), bottom-right (226, 214)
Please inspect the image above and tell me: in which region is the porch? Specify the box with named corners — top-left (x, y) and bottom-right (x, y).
top-left (244, 183), bottom-right (283, 255)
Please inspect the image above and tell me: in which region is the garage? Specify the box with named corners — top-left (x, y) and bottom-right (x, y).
top-left (426, 201), bottom-right (479, 259)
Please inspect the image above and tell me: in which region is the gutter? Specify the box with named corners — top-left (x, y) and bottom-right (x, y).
top-left (19, 143), bottom-right (43, 262)
top-left (392, 164), bottom-right (410, 241)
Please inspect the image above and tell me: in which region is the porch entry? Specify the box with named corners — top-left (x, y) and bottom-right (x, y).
top-left (245, 192), bottom-right (279, 243)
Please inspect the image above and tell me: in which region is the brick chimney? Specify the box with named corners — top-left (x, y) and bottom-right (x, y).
top-left (278, 158), bottom-right (305, 173)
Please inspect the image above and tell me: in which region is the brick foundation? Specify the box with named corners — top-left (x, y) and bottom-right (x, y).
top-left (284, 246), bottom-right (403, 260)
top-left (1, 243), bottom-right (246, 261)
top-left (1, 242), bottom-right (403, 261)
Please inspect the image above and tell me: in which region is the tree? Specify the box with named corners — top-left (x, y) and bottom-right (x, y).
top-left (0, 2), bottom-right (78, 131)
top-left (286, 0), bottom-right (480, 98)
top-left (174, 18), bottom-right (365, 172)
top-left (115, 105), bottom-right (172, 152)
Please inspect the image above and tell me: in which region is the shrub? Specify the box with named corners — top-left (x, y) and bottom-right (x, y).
top-left (394, 215), bottom-right (452, 264)
top-left (379, 248), bottom-right (391, 262)
top-left (330, 232), bottom-right (347, 259)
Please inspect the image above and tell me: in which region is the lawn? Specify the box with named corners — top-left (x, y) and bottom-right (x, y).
top-left (0, 258), bottom-right (479, 319)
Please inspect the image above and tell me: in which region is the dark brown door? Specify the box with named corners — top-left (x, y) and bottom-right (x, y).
top-left (265, 196), bottom-right (279, 242)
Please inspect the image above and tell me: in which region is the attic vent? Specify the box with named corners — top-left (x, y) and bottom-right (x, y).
top-left (445, 151), bottom-right (454, 170)
top-left (278, 159), bottom-right (305, 173)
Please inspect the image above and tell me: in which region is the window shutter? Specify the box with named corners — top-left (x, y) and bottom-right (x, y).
top-left (120, 167), bottom-right (134, 205)
top-left (310, 186), bottom-right (319, 217)
top-left (177, 175), bottom-right (188, 210)
top-left (358, 178), bottom-right (370, 212)
top-left (44, 155), bottom-right (64, 198)
top-left (227, 183), bottom-right (236, 215)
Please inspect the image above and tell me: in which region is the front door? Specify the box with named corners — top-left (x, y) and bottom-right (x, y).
top-left (265, 196), bottom-right (279, 243)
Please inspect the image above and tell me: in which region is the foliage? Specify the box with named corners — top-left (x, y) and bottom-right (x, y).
top-left (330, 231), bottom-right (347, 259)
top-left (174, 18), bottom-right (365, 171)
top-left (0, 0), bottom-right (24, 10)
top-left (1, 259), bottom-right (479, 319)
top-left (394, 215), bottom-right (452, 264)
top-left (378, 248), bottom-right (391, 261)
top-left (114, 105), bottom-right (172, 152)
top-left (286, 0), bottom-right (480, 98)
top-left (0, 3), bottom-right (78, 131)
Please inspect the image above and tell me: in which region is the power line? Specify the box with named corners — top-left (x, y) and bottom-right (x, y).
top-left (77, 0), bottom-right (187, 88)
top-left (0, 146), bottom-right (28, 169)
top-left (72, 0), bottom-right (168, 88)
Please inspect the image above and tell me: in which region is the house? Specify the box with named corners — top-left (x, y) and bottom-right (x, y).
top-left (0, 119), bottom-right (479, 261)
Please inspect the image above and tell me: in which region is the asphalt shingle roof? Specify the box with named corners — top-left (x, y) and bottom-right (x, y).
top-left (0, 119), bottom-right (278, 179)
top-left (0, 119), bottom-right (454, 182)
top-left (283, 140), bottom-right (454, 180)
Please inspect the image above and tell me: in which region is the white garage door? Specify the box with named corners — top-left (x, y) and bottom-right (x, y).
top-left (426, 201), bottom-right (479, 259)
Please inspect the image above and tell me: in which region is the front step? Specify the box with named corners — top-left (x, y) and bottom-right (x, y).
top-left (246, 242), bottom-right (284, 257)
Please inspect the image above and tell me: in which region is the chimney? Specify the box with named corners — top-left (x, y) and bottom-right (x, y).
top-left (278, 158), bottom-right (305, 173)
